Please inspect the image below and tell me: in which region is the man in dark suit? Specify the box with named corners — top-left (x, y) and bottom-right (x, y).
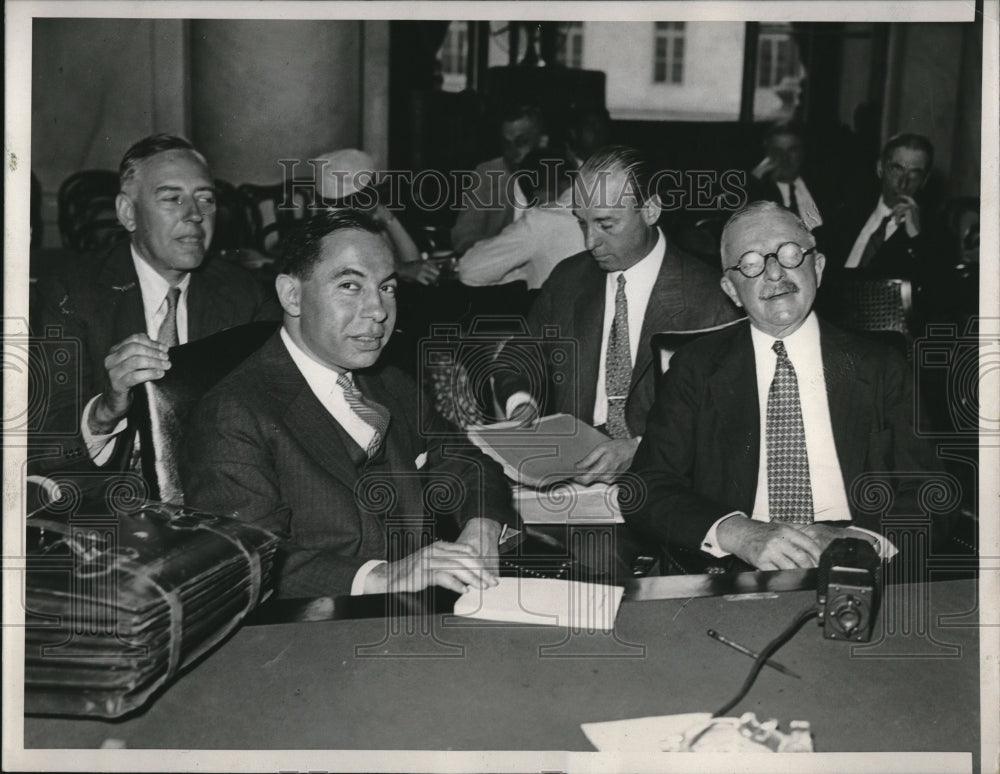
top-left (829, 132), bottom-right (934, 281)
top-left (182, 210), bottom-right (518, 598)
top-left (746, 121), bottom-right (833, 250)
top-left (623, 201), bottom-right (938, 570)
top-left (32, 134), bottom-right (278, 473)
top-left (493, 146), bottom-right (740, 485)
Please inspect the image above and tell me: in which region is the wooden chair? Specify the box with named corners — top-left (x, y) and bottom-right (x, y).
top-left (57, 169), bottom-right (126, 252)
top-left (816, 277), bottom-right (913, 357)
top-left (209, 179), bottom-right (253, 252)
top-left (238, 182), bottom-right (307, 256)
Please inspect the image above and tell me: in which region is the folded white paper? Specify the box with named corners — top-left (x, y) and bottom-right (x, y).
top-left (581, 713), bottom-right (712, 753)
top-left (513, 482), bottom-right (623, 524)
top-left (453, 577), bottom-right (624, 631)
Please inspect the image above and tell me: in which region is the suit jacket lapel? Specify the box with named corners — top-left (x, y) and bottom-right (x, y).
top-left (188, 263), bottom-right (234, 340)
top-left (708, 323), bottom-right (760, 509)
top-left (261, 336), bottom-right (361, 491)
top-left (630, 242), bottom-right (688, 394)
top-left (99, 242), bottom-right (146, 342)
top-left (820, 321), bottom-right (871, 486)
top-left (573, 261), bottom-right (605, 422)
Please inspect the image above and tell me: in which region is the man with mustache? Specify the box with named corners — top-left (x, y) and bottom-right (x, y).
top-left (182, 210), bottom-right (518, 597)
top-left (32, 134), bottom-right (279, 474)
top-left (622, 201), bottom-right (938, 571)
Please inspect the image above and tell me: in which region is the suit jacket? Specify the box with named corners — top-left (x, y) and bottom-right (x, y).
top-left (31, 240), bottom-right (281, 472)
top-left (493, 241), bottom-right (742, 436)
top-left (451, 157), bottom-right (516, 255)
top-left (622, 318), bottom-right (939, 554)
top-left (181, 333), bottom-right (519, 598)
top-left (826, 195), bottom-right (931, 282)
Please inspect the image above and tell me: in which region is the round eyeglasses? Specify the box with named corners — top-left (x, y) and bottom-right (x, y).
top-left (725, 242), bottom-right (816, 279)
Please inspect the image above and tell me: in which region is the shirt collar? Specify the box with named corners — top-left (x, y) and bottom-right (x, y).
top-left (615, 227), bottom-right (665, 286)
top-left (131, 245), bottom-right (191, 306)
top-left (280, 326), bottom-right (348, 391)
top-left (875, 197), bottom-right (893, 218)
top-left (749, 310), bottom-right (820, 362)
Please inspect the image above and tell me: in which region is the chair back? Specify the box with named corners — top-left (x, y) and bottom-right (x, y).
top-left (650, 318), bottom-right (746, 387)
top-left (57, 170), bottom-right (127, 252)
top-left (210, 179), bottom-right (253, 251)
top-left (817, 277), bottom-right (913, 354)
top-left (238, 182), bottom-right (306, 255)
top-left (137, 321), bottom-right (280, 503)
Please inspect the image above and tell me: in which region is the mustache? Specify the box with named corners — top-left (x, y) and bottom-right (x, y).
top-left (760, 280), bottom-right (799, 299)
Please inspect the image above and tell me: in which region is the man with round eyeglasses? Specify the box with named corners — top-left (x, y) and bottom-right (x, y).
top-left (622, 201), bottom-right (940, 573)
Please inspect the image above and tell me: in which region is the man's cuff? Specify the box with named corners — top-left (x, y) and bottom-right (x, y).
top-left (81, 395), bottom-right (127, 465)
top-left (351, 560), bottom-right (387, 596)
top-left (701, 511), bottom-right (748, 558)
top-left (843, 526), bottom-right (899, 561)
top-left (504, 392), bottom-right (536, 419)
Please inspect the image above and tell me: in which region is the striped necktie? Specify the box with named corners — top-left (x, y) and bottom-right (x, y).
top-left (156, 287), bottom-right (181, 348)
top-left (858, 214), bottom-right (893, 269)
top-left (605, 274), bottom-right (632, 439)
top-left (766, 340), bottom-right (813, 524)
top-left (337, 373), bottom-right (390, 458)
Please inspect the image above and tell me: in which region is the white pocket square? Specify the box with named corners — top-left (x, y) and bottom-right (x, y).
top-left (414, 452), bottom-right (428, 470)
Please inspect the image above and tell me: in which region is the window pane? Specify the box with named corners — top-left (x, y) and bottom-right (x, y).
top-left (754, 23), bottom-right (804, 121)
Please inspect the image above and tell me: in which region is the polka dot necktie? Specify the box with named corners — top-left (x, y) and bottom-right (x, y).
top-left (766, 340), bottom-right (813, 524)
top-left (605, 274), bottom-right (632, 440)
top-left (337, 373), bottom-right (390, 458)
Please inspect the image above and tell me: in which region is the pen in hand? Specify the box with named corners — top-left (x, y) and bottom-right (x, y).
top-left (706, 628), bottom-right (801, 679)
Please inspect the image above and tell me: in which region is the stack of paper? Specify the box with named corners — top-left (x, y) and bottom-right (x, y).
top-left (453, 577), bottom-right (624, 631)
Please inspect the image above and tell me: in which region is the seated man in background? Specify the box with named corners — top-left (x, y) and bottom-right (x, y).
top-left (457, 148), bottom-right (583, 290)
top-left (493, 146), bottom-right (740, 485)
top-left (450, 103), bottom-right (548, 254)
top-left (623, 201), bottom-right (939, 570)
top-left (311, 147), bottom-right (440, 286)
top-left (564, 104), bottom-right (612, 172)
top-left (746, 121), bottom-right (830, 247)
top-left (31, 134), bottom-right (279, 474)
top-left (831, 132), bottom-right (935, 281)
top-left (182, 210), bottom-right (518, 598)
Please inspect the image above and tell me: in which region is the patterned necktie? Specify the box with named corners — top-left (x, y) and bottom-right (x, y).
top-left (337, 373), bottom-right (390, 458)
top-left (858, 214), bottom-right (893, 269)
top-left (156, 287), bottom-right (182, 348)
top-left (605, 274), bottom-right (632, 439)
top-left (766, 340), bottom-right (813, 524)
top-left (786, 182), bottom-right (799, 217)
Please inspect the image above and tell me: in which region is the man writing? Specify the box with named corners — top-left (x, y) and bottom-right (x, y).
top-left (32, 134), bottom-right (278, 473)
top-left (182, 210), bottom-right (518, 597)
top-left (492, 146), bottom-right (740, 484)
top-left (623, 201), bottom-right (938, 569)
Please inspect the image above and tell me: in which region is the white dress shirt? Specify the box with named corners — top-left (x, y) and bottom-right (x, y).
top-left (701, 313), bottom-right (893, 558)
top-left (504, 228), bottom-right (665, 426)
top-left (280, 327), bottom-right (385, 594)
top-left (844, 197), bottom-right (899, 269)
top-left (82, 247), bottom-right (192, 463)
top-left (776, 177), bottom-right (823, 231)
top-left (458, 188), bottom-right (583, 290)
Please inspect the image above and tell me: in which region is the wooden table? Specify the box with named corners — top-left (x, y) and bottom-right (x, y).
top-left (22, 576), bottom-right (983, 771)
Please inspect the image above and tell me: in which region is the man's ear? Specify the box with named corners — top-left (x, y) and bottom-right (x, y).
top-left (720, 275), bottom-right (743, 307)
top-left (115, 193), bottom-right (137, 233)
top-left (641, 193), bottom-right (662, 226)
top-left (274, 273), bottom-right (301, 317)
top-left (813, 251), bottom-right (826, 288)
top-left (875, 158), bottom-right (884, 180)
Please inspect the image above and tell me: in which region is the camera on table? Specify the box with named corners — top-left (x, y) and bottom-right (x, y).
top-left (816, 538), bottom-right (881, 642)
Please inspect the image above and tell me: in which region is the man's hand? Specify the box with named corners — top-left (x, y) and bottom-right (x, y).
top-left (572, 437), bottom-right (640, 486)
top-left (366, 538), bottom-right (499, 595)
top-left (397, 260), bottom-right (441, 286)
top-left (507, 401), bottom-right (539, 427)
top-left (750, 155), bottom-right (776, 181)
top-left (892, 195), bottom-right (922, 238)
top-left (455, 517), bottom-right (502, 580)
top-left (89, 334), bottom-right (171, 435)
top-left (717, 516), bottom-right (823, 570)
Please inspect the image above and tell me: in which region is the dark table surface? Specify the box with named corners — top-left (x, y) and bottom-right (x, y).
top-left (22, 575), bottom-right (983, 769)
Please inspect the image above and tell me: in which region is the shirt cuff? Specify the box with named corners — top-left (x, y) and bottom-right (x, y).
top-left (81, 394), bottom-right (128, 466)
top-left (842, 526), bottom-right (899, 561)
top-left (504, 392), bottom-right (536, 419)
top-left (351, 559), bottom-right (387, 596)
top-left (700, 511), bottom-right (748, 558)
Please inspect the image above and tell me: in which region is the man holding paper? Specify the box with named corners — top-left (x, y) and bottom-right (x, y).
top-left (623, 201), bottom-right (941, 570)
top-left (492, 146), bottom-right (740, 484)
